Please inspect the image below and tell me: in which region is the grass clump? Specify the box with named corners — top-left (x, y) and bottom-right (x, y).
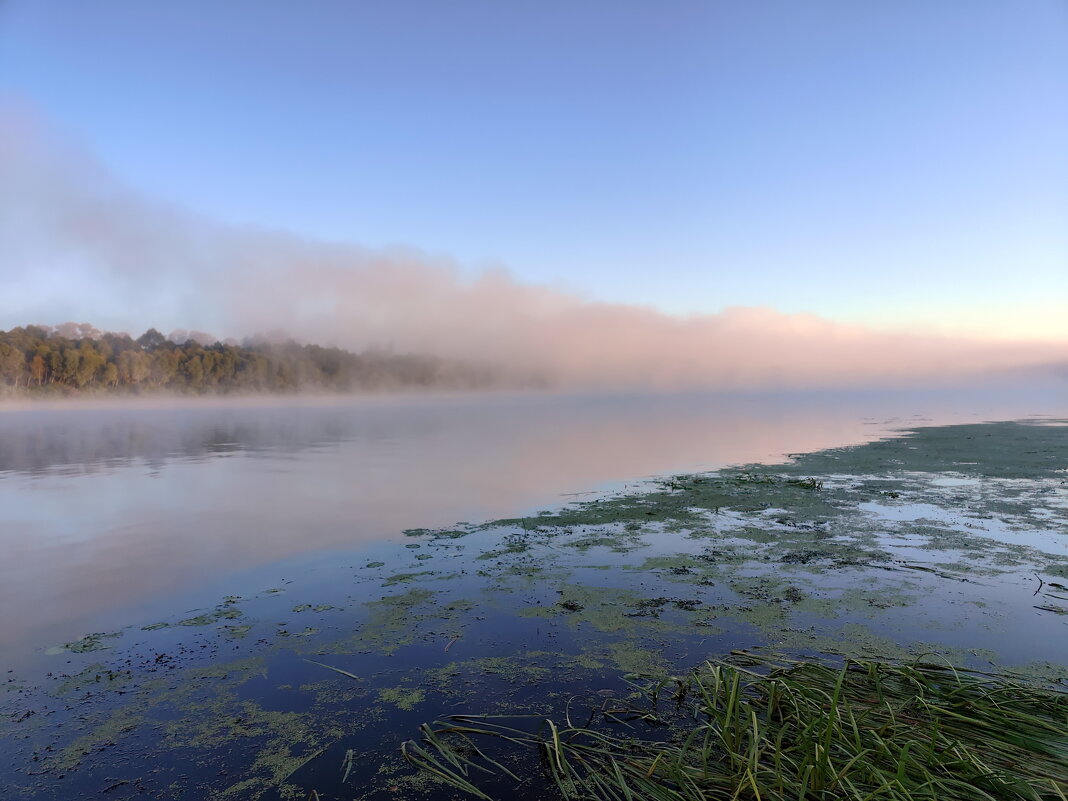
top-left (403, 657), bottom-right (1068, 800)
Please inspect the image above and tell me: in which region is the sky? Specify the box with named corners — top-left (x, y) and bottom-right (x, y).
top-left (1, 0), bottom-right (1066, 351)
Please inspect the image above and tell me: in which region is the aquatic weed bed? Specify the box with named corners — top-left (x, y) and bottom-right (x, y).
top-left (406, 656), bottom-right (1068, 801)
top-left (1, 420), bottom-right (1066, 800)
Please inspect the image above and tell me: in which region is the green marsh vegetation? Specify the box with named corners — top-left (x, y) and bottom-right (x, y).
top-left (405, 656), bottom-right (1068, 800)
top-left (401, 420), bottom-right (1068, 799)
top-left (2, 420), bottom-right (1066, 799)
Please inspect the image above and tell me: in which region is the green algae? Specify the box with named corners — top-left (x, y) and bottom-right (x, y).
top-left (50, 631), bottom-right (122, 654)
top-left (629, 554), bottom-right (706, 573)
top-left (476, 540), bottom-right (532, 560)
top-left (785, 420), bottom-right (1068, 480)
top-left (165, 695), bottom-right (340, 801)
top-left (564, 531), bottom-right (646, 552)
top-left (277, 626), bottom-right (318, 637)
top-left (53, 664), bottom-right (135, 696)
top-left (361, 752), bottom-right (450, 798)
top-left (426, 655), bottom-right (552, 689)
top-left (141, 600), bottom-right (247, 631)
top-left (580, 642), bottom-right (673, 677)
top-left (471, 422), bottom-right (1068, 687)
top-left (382, 570), bottom-right (436, 586)
top-left (377, 686), bottom-right (426, 711)
top-left (480, 422), bottom-right (1066, 587)
top-left (46, 652), bottom-right (349, 798)
top-left (405, 527), bottom-right (471, 540)
top-left (292, 603), bottom-right (334, 613)
top-left (519, 583), bottom-right (697, 636)
top-left (179, 607), bottom-right (244, 626)
top-left (323, 586), bottom-right (466, 655)
top-left (49, 706), bottom-right (147, 773)
top-left (191, 654), bottom-right (270, 681)
top-left (997, 659), bottom-right (1068, 685)
top-left (296, 679), bottom-right (368, 704)
top-left (9, 419), bottom-right (1068, 801)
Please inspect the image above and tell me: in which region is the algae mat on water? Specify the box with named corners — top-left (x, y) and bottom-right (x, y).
top-left (1, 420), bottom-right (1066, 800)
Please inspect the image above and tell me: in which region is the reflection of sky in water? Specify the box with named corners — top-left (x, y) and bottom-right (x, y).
top-left (859, 476), bottom-right (1067, 556)
top-left (1, 388), bottom-right (1064, 659)
top-left (929, 477), bottom-right (980, 487)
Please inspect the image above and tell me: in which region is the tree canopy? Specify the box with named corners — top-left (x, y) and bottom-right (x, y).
top-left (0, 324), bottom-right (504, 396)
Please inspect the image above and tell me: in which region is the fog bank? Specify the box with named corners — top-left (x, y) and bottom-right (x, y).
top-left (2, 103), bottom-right (1064, 391)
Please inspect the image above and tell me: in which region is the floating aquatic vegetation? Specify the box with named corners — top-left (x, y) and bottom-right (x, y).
top-left (378, 686), bottom-right (426, 711)
top-left (7, 421), bottom-right (1068, 800)
top-left (292, 604), bottom-right (334, 613)
top-left (48, 631), bottom-right (122, 654)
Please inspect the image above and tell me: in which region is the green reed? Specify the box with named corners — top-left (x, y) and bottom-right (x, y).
top-left (403, 657), bottom-right (1068, 800)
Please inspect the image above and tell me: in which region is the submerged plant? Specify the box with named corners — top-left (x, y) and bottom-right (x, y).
top-left (403, 657), bottom-right (1068, 800)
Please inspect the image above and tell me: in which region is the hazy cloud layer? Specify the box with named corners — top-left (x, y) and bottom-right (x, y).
top-left (2, 102), bottom-right (1064, 391)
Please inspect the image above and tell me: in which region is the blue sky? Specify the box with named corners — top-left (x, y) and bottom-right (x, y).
top-left (1, 0), bottom-right (1066, 340)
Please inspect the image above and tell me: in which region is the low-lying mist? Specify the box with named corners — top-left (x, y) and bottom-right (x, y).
top-left (3, 101), bottom-right (1065, 393)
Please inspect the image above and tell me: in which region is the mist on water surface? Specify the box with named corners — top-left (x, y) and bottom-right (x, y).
top-left (2, 385), bottom-right (1065, 665)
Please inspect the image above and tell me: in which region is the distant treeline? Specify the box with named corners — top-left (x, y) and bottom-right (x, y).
top-left (0, 323), bottom-right (508, 395)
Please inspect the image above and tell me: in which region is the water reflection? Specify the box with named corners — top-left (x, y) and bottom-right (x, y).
top-left (0, 388), bottom-right (1063, 659)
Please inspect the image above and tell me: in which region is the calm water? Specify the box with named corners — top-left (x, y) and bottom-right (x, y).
top-left (3, 387), bottom-right (1068, 800)
top-left (1, 387), bottom-right (1063, 667)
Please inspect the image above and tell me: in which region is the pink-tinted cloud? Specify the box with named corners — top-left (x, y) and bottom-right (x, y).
top-left (2, 101), bottom-right (1064, 390)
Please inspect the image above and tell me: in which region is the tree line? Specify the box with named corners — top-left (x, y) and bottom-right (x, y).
top-left (0, 323), bottom-right (504, 395)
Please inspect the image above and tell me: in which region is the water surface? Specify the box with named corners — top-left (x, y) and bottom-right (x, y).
top-left (2, 388), bottom-right (1068, 800)
top-left (1, 387), bottom-right (1063, 664)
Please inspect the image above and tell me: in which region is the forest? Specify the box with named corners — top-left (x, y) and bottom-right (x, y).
top-left (0, 323), bottom-right (506, 395)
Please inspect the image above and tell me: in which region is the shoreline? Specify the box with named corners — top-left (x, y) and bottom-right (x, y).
top-left (1, 376), bottom-right (1066, 412)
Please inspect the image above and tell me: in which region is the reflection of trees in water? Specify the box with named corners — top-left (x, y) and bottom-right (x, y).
top-left (1, 387), bottom-right (1059, 479)
top-left (0, 399), bottom-right (572, 476)
top-left (0, 409), bottom-right (350, 475)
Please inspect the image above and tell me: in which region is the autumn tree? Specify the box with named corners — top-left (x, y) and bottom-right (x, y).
top-left (0, 323), bottom-right (501, 395)
top-left (0, 343), bottom-right (24, 387)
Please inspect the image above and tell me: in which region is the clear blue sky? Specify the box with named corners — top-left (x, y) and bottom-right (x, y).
top-left (2, 0), bottom-right (1066, 339)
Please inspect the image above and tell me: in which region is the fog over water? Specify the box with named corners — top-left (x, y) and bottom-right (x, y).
top-left (3, 103), bottom-right (1066, 392)
top-left (4, 10), bottom-right (1068, 797)
top-left (1, 387), bottom-right (1064, 665)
